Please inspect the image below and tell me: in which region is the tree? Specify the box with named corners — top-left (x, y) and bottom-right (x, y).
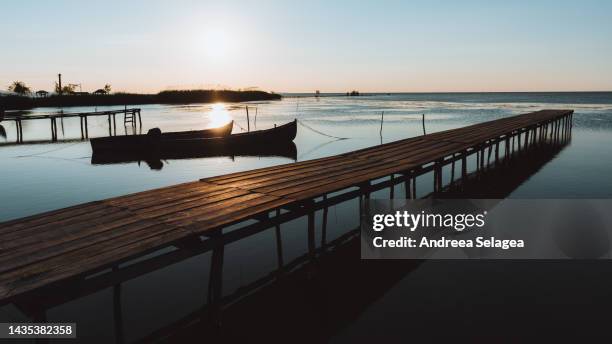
top-left (103, 84), bottom-right (112, 94)
top-left (55, 82), bottom-right (76, 95)
top-left (8, 81), bottom-right (31, 95)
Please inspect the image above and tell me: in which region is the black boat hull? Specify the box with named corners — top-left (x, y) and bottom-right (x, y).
top-left (91, 119), bottom-right (297, 153)
top-left (163, 119), bottom-right (297, 150)
top-left (90, 120), bottom-right (234, 152)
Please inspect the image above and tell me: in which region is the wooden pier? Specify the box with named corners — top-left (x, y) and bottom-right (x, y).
top-left (0, 109), bottom-right (573, 302)
top-left (3, 107), bottom-right (142, 142)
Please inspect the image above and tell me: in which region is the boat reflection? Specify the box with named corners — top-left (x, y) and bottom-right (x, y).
top-left (91, 142), bottom-right (298, 169)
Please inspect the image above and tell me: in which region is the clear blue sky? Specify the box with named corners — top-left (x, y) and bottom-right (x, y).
top-left (1, 0), bottom-right (611, 93)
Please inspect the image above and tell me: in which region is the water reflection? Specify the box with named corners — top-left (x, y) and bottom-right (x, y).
top-left (150, 139), bottom-right (573, 342)
top-left (208, 103), bottom-right (232, 128)
top-left (91, 142), bottom-right (298, 170)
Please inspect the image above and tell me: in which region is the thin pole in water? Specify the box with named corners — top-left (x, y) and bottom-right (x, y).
top-left (422, 114), bottom-right (426, 135)
top-left (246, 106), bottom-right (250, 132)
top-left (379, 111), bottom-right (384, 135)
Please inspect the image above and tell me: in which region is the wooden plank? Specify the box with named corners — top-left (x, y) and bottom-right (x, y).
top-left (205, 155), bottom-right (348, 185)
top-left (0, 223), bottom-right (189, 300)
top-left (0, 189), bottom-right (254, 261)
top-left (0, 201), bottom-right (108, 235)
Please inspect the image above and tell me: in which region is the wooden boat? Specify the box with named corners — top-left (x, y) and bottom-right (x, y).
top-left (91, 141), bottom-right (297, 169)
top-left (90, 120), bottom-right (234, 151)
top-left (164, 119), bottom-right (297, 150)
top-left (91, 119), bottom-right (297, 153)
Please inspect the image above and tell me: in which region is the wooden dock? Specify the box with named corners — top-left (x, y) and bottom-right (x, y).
top-left (3, 107), bottom-right (142, 142)
top-left (0, 109), bottom-right (573, 302)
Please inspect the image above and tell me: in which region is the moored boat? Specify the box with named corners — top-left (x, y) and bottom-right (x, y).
top-left (90, 120), bottom-right (234, 151)
top-left (164, 119), bottom-right (297, 150)
top-left (91, 119), bottom-right (297, 153)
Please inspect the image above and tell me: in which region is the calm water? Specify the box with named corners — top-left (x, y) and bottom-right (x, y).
top-left (2, 92), bottom-right (612, 341)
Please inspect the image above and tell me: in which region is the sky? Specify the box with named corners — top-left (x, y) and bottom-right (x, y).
top-left (1, 0), bottom-right (611, 93)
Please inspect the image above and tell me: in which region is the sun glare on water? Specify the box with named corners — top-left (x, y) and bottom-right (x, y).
top-left (208, 103), bottom-right (232, 128)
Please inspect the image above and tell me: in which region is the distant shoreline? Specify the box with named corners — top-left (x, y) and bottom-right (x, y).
top-left (282, 91), bottom-right (612, 104)
top-left (0, 90), bottom-right (281, 111)
top-left (282, 91), bottom-right (612, 96)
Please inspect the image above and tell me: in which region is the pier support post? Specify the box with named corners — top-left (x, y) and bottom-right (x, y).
top-left (321, 196), bottom-right (328, 251)
top-left (112, 269), bottom-right (125, 344)
top-left (404, 174), bottom-right (411, 199)
top-left (208, 244), bottom-right (224, 326)
top-left (461, 153), bottom-right (467, 179)
top-left (433, 159), bottom-right (443, 192)
top-left (450, 156), bottom-right (455, 184)
top-left (307, 211), bottom-right (316, 257)
top-left (274, 209), bottom-right (284, 270)
top-left (479, 147), bottom-right (485, 170)
top-left (505, 137), bottom-right (510, 161)
top-left (495, 141), bottom-right (500, 163)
